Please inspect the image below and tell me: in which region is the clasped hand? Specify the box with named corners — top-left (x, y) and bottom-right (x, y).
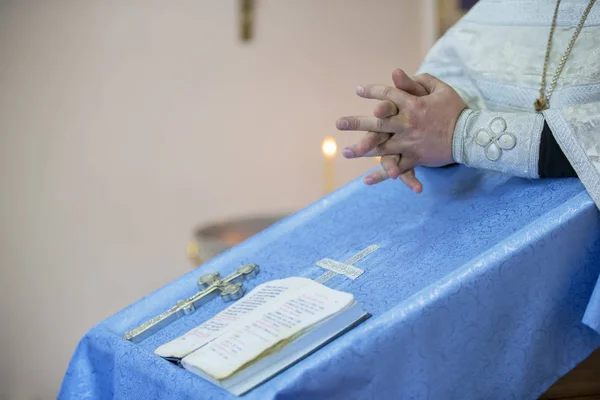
top-left (336, 69), bottom-right (467, 193)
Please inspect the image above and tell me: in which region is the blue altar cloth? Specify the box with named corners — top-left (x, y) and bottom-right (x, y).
top-left (59, 166), bottom-right (600, 400)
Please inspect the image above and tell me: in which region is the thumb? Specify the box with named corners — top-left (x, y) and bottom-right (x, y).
top-left (414, 73), bottom-right (441, 94)
top-left (392, 69), bottom-right (428, 97)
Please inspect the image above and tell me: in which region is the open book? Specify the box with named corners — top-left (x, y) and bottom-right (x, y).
top-left (155, 277), bottom-right (369, 396)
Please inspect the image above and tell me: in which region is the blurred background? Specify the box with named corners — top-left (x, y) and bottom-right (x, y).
top-left (0, 1), bottom-right (470, 398)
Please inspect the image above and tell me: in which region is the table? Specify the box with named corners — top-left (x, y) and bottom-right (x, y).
top-left (59, 166), bottom-right (600, 400)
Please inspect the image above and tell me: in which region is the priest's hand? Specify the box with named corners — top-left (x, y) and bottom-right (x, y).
top-left (342, 69), bottom-right (428, 193)
top-left (336, 73), bottom-right (467, 190)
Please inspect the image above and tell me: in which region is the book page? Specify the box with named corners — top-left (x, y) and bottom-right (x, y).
top-left (155, 277), bottom-right (311, 358)
top-left (181, 280), bottom-right (354, 381)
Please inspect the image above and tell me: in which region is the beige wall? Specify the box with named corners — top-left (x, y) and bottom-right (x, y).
top-left (0, 0), bottom-right (429, 398)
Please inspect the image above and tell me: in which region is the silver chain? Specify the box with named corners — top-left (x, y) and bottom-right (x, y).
top-left (539, 0), bottom-right (597, 105)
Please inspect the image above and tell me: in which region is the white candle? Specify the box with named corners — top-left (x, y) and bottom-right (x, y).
top-left (322, 137), bottom-right (337, 195)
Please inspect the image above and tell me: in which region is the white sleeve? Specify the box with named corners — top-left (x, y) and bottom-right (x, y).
top-left (417, 30), bottom-right (486, 110)
top-left (453, 109), bottom-right (545, 179)
top-left (544, 102), bottom-right (600, 208)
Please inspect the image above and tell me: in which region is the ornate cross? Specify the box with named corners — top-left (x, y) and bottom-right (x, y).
top-left (124, 263), bottom-right (259, 343)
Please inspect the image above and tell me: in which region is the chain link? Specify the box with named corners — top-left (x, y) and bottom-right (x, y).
top-left (539, 0), bottom-right (597, 108)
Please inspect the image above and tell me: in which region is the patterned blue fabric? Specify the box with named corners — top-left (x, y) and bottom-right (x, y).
top-left (59, 166), bottom-right (600, 400)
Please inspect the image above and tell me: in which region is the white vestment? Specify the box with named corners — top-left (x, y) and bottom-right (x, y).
top-left (418, 0), bottom-right (600, 207)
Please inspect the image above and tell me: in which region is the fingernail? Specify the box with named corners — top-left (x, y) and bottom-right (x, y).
top-left (342, 148), bottom-right (355, 158)
top-left (364, 176), bottom-right (374, 185)
top-left (356, 86), bottom-right (364, 95)
top-left (338, 119), bottom-right (349, 129)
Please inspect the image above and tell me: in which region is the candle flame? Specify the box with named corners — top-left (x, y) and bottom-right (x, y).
top-left (322, 137), bottom-right (337, 158)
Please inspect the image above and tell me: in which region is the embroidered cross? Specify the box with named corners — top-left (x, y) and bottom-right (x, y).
top-left (314, 245), bottom-right (380, 284)
top-left (474, 117), bottom-right (517, 161)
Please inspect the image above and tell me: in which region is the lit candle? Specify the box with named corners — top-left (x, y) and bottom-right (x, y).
top-left (186, 240), bottom-right (203, 267)
top-left (322, 137), bottom-right (337, 195)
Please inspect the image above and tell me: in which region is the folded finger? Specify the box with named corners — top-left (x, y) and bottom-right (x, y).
top-left (336, 116), bottom-right (394, 133)
top-left (396, 156), bottom-right (422, 193)
top-left (374, 100), bottom-right (398, 119)
top-left (363, 167), bottom-right (390, 186)
top-left (397, 155), bottom-right (417, 174)
top-left (356, 84), bottom-right (413, 108)
top-left (398, 169), bottom-right (423, 194)
top-left (361, 134), bottom-right (407, 157)
top-left (380, 154), bottom-right (401, 180)
top-left (342, 131), bottom-right (390, 159)
top-left (392, 69), bottom-right (428, 96)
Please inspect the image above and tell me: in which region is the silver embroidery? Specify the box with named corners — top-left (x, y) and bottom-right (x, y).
top-left (474, 117), bottom-right (517, 161)
top-left (453, 110), bottom-right (543, 179)
top-left (544, 108), bottom-right (600, 208)
top-left (417, 0), bottom-right (599, 202)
